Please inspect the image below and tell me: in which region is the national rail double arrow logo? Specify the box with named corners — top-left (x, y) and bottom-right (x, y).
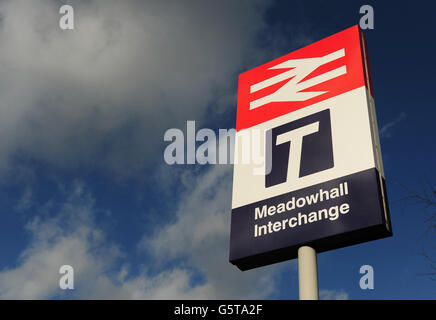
top-left (249, 48), bottom-right (346, 110)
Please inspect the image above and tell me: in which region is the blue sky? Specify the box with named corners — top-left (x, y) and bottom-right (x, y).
top-left (0, 0), bottom-right (435, 299)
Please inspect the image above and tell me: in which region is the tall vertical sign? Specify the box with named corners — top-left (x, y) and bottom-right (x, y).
top-left (230, 25), bottom-right (392, 271)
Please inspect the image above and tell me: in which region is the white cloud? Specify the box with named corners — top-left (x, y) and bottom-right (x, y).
top-left (0, 167), bottom-right (284, 299)
top-left (0, 0), bottom-right (271, 176)
top-left (143, 164), bottom-right (283, 299)
top-left (0, 181), bottom-right (121, 299)
top-left (0, 179), bottom-right (204, 299)
top-left (14, 187), bottom-right (34, 212)
top-left (379, 112), bottom-right (407, 138)
top-left (319, 289), bottom-right (349, 300)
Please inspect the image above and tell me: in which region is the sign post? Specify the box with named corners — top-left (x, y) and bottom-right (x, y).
top-left (298, 246), bottom-right (318, 300)
top-left (229, 25), bottom-right (392, 298)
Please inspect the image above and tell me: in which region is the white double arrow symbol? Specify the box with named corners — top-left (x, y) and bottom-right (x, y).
top-left (250, 49), bottom-right (346, 110)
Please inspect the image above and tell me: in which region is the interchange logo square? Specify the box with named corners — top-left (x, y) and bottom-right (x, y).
top-left (266, 109), bottom-right (334, 188)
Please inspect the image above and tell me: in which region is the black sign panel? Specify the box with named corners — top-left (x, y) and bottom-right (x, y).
top-left (230, 168), bottom-right (391, 270)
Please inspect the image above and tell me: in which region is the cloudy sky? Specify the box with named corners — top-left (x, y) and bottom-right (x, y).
top-left (0, 0), bottom-right (435, 299)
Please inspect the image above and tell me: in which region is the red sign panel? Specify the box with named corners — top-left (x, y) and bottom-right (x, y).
top-left (236, 25), bottom-right (369, 131)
